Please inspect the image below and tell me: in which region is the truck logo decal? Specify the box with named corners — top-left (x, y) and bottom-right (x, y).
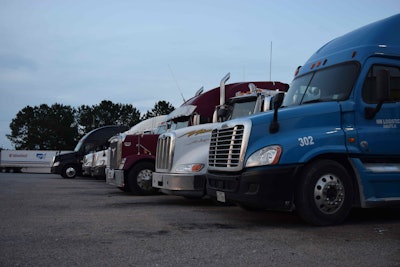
top-left (36, 153), bottom-right (46, 160)
top-left (376, 118), bottom-right (400, 129)
top-left (298, 136), bottom-right (315, 147)
top-left (179, 129), bottom-right (212, 138)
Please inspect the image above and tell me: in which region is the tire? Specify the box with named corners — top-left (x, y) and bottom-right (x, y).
top-left (127, 162), bottom-right (158, 195)
top-left (238, 204), bottom-right (263, 211)
top-left (295, 159), bottom-right (353, 226)
top-left (61, 165), bottom-right (78, 179)
top-left (118, 186), bottom-right (129, 192)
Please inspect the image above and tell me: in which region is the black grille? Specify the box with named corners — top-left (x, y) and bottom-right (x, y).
top-left (156, 134), bottom-right (173, 170)
top-left (207, 177), bottom-right (238, 191)
top-left (208, 125), bottom-right (244, 168)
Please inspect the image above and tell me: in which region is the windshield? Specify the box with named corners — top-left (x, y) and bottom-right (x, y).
top-left (154, 124), bottom-right (167, 134)
top-left (74, 140), bottom-right (83, 152)
top-left (283, 62), bottom-right (359, 107)
top-left (230, 100), bottom-right (257, 120)
top-left (168, 116), bottom-right (190, 130)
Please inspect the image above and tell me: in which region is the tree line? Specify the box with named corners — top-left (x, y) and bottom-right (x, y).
top-left (6, 100), bottom-right (175, 150)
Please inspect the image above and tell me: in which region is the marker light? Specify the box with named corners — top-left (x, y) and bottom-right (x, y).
top-left (175, 163), bottom-right (204, 173)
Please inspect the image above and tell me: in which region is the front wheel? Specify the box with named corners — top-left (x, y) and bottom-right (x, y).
top-left (61, 165), bottom-right (78, 179)
top-left (127, 162), bottom-right (158, 195)
top-left (295, 159), bottom-right (353, 226)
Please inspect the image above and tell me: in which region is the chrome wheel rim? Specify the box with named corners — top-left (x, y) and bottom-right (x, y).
top-left (314, 174), bottom-right (345, 214)
top-left (137, 169), bottom-right (153, 191)
top-left (66, 167), bottom-right (76, 178)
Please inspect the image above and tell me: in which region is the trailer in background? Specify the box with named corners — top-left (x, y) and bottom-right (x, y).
top-left (0, 150), bottom-right (70, 173)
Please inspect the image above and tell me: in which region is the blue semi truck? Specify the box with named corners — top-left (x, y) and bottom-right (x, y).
top-left (206, 14), bottom-right (400, 225)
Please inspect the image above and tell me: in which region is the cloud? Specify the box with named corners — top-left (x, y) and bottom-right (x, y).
top-left (0, 54), bottom-right (37, 71)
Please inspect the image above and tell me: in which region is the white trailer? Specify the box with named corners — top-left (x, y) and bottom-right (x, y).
top-left (0, 150), bottom-right (70, 173)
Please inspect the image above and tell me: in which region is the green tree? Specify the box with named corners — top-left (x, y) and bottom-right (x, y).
top-left (7, 103), bottom-right (79, 150)
top-left (8, 100), bottom-right (174, 150)
top-left (76, 100), bottom-right (141, 133)
top-left (141, 100), bottom-right (175, 120)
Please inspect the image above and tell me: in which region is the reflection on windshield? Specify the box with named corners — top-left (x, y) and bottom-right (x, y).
top-left (154, 124), bottom-right (167, 134)
top-left (283, 62), bottom-right (359, 107)
top-left (230, 100), bottom-right (257, 120)
top-left (168, 117), bottom-right (190, 131)
top-left (74, 140), bottom-right (83, 152)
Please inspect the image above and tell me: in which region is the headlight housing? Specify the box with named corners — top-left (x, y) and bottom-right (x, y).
top-left (245, 145), bottom-right (282, 167)
top-left (52, 161), bottom-right (60, 167)
top-left (175, 163), bottom-right (204, 173)
top-left (96, 160), bottom-right (106, 166)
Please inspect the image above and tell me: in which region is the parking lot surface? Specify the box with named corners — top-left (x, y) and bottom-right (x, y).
top-left (0, 173), bottom-right (399, 266)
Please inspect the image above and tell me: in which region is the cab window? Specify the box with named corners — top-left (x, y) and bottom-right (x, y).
top-left (362, 65), bottom-right (400, 103)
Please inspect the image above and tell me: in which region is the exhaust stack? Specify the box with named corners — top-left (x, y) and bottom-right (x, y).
top-left (220, 72), bottom-right (230, 106)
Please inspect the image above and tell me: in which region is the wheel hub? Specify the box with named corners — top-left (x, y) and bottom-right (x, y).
top-left (314, 174), bottom-right (345, 214)
top-left (137, 169), bottom-right (153, 190)
top-left (66, 167), bottom-right (76, 178)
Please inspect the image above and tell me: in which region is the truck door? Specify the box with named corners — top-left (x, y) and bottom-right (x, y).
top-left (352, 60), bottom-right (400, 201)
top-left (356, 61), bottom-right (400, 156)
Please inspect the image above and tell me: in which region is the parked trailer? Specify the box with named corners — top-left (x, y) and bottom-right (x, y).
top-left (206, 14), bottom-right (400, 225)
top-left (0, 150), bottom-right (70, 173)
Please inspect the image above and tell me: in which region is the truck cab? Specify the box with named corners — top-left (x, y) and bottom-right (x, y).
top-left (51, 125), bottom-right (128, 178)
top-left (82, 116), bottom-right (167, 179)
top-left (206, 14), bottom-right (400, 225)
top-left (153, 78), bottom-right (288, 198)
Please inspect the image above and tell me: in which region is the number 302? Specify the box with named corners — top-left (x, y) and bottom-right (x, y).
top-left (298, 136), bottom-right (314, 147)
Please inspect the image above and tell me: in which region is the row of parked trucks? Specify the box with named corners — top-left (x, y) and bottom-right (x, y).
top-left (49, 14), bottom-right (400, 225)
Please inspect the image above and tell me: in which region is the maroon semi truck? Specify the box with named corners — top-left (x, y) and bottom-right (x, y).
top-left (106, 73), bottom-right (279, 195)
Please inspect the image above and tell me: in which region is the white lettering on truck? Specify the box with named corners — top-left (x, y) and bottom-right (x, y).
top-left (376, 118), bottom-right (400, 129)
top-left (298, 136), bottom-right (315, 147)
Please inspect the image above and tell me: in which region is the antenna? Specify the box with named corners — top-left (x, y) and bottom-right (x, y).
top-left (168, 64), bottom-right (186, 103)
top-left (269, 41), bottom-right (272, 81)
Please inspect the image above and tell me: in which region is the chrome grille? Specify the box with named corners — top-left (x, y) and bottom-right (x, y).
top-left (108, 137), bottom-right (122, 169)
top-left (208, 125), bottom-right (244, 169)
top-left (155, 133), bottom-right (175, 171)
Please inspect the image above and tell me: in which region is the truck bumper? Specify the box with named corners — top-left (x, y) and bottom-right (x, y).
top-left (92, 166), bottom-right (106, 178)
top-left (82, 166), bottom-right (91, 176)
top-left (51, 166), bottom-right (61, 175)
top-left (206, 165), bottom-right (300, 210)
top-left (106, 168), bottom-right (125, 187)
top-left (152, 172), bottom-right (206, 198)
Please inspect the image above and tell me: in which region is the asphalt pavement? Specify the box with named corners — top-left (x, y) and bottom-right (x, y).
top-left (0, 173), bottom-right (399, 266)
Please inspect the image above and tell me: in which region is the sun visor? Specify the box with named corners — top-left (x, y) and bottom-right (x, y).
top-left (166, 105), bottom-right (197, 121)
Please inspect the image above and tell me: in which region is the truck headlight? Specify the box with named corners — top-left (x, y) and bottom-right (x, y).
top-left (52, 161), bottom-right (60, 167)
top-left (245, 145), bottom-right (282, 167)
top-left (175, 163), bottom-right (204, 173)
top-left (96, 160), bottom-right (105, 166)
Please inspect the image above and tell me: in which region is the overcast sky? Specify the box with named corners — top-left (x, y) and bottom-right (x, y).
top-left (0, 0), bottom-right (399, 149)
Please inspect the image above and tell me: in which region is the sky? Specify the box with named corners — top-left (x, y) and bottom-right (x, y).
top-left (0, 0), bottom-right (399, 149)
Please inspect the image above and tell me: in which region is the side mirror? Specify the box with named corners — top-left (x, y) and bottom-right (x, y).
top-left (365, 69), bottom-right (390, 120)
top-left (272, 93), bottom-right (284, 109)
top-left (217, 108), bottom-right (228, 119)
top-left (269, 93), bottom-right (284, 134)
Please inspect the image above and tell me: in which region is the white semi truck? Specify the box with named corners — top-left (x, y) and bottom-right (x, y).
top-left (152, 74), bottom-right (288, 198)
